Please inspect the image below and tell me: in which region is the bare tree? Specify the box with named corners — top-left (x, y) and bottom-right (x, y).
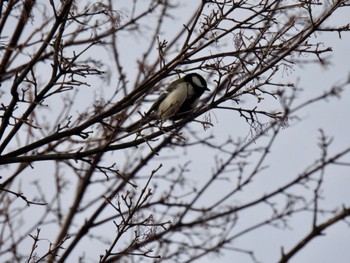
top-left (1, 1), bottom-right (350, 262)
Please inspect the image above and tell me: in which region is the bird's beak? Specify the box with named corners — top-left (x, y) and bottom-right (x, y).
top-left (205, 86), bottom-right (210, 91)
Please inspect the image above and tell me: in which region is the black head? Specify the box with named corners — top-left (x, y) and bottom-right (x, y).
top-left (183, 73), bottom-right (209, 94)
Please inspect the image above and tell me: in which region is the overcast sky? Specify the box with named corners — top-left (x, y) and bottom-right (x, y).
top-left (2, 1), bottom-right (350, 263)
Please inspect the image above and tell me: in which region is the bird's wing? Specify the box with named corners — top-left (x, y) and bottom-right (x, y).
top-left (145, 77), bottom-right (185, 115)
top-left (156, 82), bottom-right (190, 119)
top-left (145, 91), bottom-right (168, 116)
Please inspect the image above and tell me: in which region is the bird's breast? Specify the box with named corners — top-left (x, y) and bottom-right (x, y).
top-left (156, 83), bottom-right (193, 119)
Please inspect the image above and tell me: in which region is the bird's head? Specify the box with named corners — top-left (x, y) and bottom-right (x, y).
top-left (184, 73), bottom-right (209, 94)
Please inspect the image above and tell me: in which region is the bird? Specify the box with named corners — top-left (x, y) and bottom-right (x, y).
top-left (125, 73), bottom-right (209, 132)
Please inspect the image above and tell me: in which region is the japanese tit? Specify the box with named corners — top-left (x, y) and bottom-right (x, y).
top-left (126, 73), bottom-right (209, 131)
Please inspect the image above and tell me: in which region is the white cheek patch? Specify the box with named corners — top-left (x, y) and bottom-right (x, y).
top-left (192, 76), bottom-right (204, 88)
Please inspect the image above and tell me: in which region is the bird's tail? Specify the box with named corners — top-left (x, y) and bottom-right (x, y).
top-left (122, 115), bottom-right (155, 132)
